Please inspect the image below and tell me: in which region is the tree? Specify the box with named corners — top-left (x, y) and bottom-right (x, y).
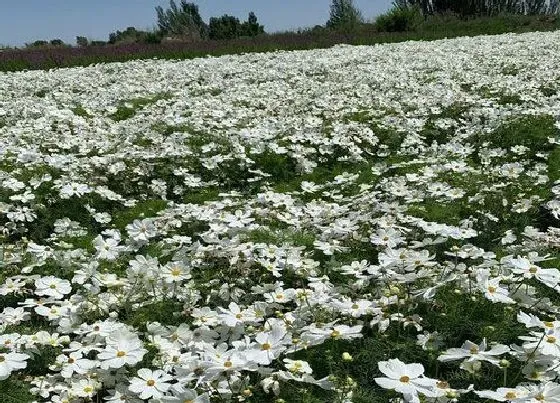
top-left (50, 39), bottom-right (65, 46)
top-left (76, 36), bottom-right (89, 47)
top-left (155, 1), bottom-right (208, 40)
top-left (209, 15), bottom-right (241, 40)
top-left (240, 12), bottom-right (265, 36)
top-left (326, 0), bottom-right (363, 29)
top-left (395, 0), bottom-right (559, 16)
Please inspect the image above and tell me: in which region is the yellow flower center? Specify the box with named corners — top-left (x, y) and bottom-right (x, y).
top-left (436, 381), bottom-right (449, 389)
top-left (529, 266), bottom-right (538, 274)
top-left (171, 268), bottom-right (181, 276)
top-left (352, 304), bottom-right (359, 309)
top-left (505, 391), bottom-right (517, 399)
top-left (116, 351), bottom-right (126, 357)
top-left (536, 393), bottom-right (545, 401)
top-left (261, 343), bottom-right (271, 351)
top-left (544, 321), bottom-right (554, 328)
top-left (399, 376), bottom-right (410, 383)
top-left (68, 358), bottom-right (75, 364)
top-left (83, 386), bottom-right (93, 393)
top-left (236, 313), bottom-right (242, 319)
top-left (470, 347), bottom-right (479, 354)
top-left (50, 284), bottom-right (57, 289)
top-left (224, 360), bottom-right (233, 368)
top-left (146, 379), bottom-right (155, 387)
top-left (331, 330), bottom-right (341, 338)
top-left (487, 286), bottom-right (496, 293)
top-left (547, 336), bottom-right (557, 343)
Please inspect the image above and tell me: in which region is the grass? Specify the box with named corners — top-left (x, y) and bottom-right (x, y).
top-left (109, 92), bottom-right (172, 121)
top-left (487, 114), bottom-right (558, 152)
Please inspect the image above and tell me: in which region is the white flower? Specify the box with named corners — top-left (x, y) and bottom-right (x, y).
top-left (126, 219), bottom-right (157, 242)
top-left (438, 338), bottom-right (509, 365)
top-left (54, 352), bottom-right (96, 378)
top-left (475, 386), bottom-right (529, 401)
top-left (508, 256), bottom-right (560, 288)
top-left (0, 307), bottom-right (29, 325)
top-left (476, 271), bottom-right (514, 304)
top-left (375, 359), bottom-right (439, 402)
top-left (284, 358), bottom-right (313, 374)
top-left (97, 331), bottom-right (147, 369)
top-left (34, 276), bottom-right (72, 299)
top-left (161, 389), bottom-right (210, 403)
top-left (128, 368), bottom-right (173, 400)
top-left (93, 235), bottom-right (121, 260)
top-left (71, 378), bottom-right (101, 398)
top-left (0, 351), bottom-right (29, 380)
top-left (161, 261), bottom-right (192, 283)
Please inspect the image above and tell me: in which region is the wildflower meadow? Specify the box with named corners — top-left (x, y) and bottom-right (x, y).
top-left (3, 30), bottom-right (560, 402)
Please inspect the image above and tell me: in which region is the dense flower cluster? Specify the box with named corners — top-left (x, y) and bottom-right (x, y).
top-left (3, 30), bottom-right (560, 402)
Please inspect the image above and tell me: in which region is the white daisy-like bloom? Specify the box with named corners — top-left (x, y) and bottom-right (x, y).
top-left (0, 351), bottom-right (29, 380)
top-left (128, 368), bottom-right (173, 400)
top-left (34, 276), bottom-right (72, 299)
top-left (97, 331), bottom-right (147, 370)
top-left (375, 359), bottom-right (439, 402)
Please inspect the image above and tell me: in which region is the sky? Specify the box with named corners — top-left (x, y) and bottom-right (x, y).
top-left (0, 0), bottom-right (394, 46)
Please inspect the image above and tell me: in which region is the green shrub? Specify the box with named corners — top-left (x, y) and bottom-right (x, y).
top-left (375, 6), bottom-right (422, 32)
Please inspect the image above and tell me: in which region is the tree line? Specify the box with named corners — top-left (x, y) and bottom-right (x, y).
top-left (394, 0), bottom-right (559, 16)
top-left (21, 0), bottom-right (560, 49)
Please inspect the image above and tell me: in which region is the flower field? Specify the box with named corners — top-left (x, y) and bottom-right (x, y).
top-left (3, 30), bottom-right (560, 402)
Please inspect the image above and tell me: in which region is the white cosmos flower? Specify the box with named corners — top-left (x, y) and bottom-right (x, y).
top-left (34, 276), bottom-right (72, 299)
top-left (375, 359), bottom-right (439, 402)
top-left (438, 338), bottom-right (509, 364)
top-left (0, 351), bottom-right (29, 380)
top-left (128, 368), bottom-right (173, 400)
top-left (508, 256), bottom-right (560, 288)
top-left (97, 331), bottom-right (147, 369)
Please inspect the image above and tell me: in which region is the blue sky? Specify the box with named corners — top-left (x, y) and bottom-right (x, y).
top-left (0, 0), bottom-right (394, 46)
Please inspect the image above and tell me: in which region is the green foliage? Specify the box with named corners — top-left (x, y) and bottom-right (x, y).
top-left (209, 12), bottom-right (265, 40)
top-left (375, 6), bottom-right (423, 32)
top-left (71, 105), bottom-right (91, 118)
top-left (112, 199), bottom-right (168, 230)
top-left (125, 300), bottom-right (186, 329)
top-left (109, 92), bottom-right (171, 121)
top-left (408, 199), bottom-right (465, 225)
top-left (395, 0), bottom-right (559, 17)
top-left (548, 146), bottom-right (560, 182)
top-left (242, 12), bottom-right (266, 36)
top-left (155, 0), bottom-right (208, 40)
top-left (209, 15), bottom-right (242, 40)
top-left (76, 36), bottom-right (89, 47)
top-left (0, 379), bottom-right (34, 403)
top-left (108, 26), bottom-right (163, 45)
top-left (488, 114), bottom-right (558, 152)
top-left (540, 84), bottom-right (558, 97)
top-left (327, 0), bottom-right (363, 30)
top-left (251, 151), bottom-right (299, 183)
